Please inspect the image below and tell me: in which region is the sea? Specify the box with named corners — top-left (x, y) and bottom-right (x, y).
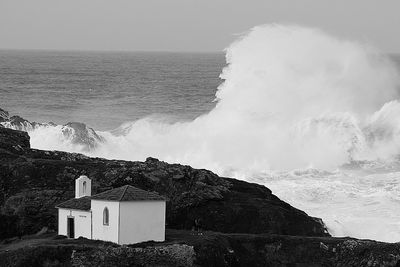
top-left (2, 26), bottom-right (400, 243)
top-left (0, 50), bottom-right (223, 130)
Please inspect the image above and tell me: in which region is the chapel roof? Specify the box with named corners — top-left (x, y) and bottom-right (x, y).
top-left (56, 196), bottom-right (91, 211)
top-left (56, 185), bottom-right (165, 211)
top-left (90, 185), bottom-right (165, 201)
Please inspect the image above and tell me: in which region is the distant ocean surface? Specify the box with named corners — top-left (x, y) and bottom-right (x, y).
top-left (0, 50), bottom-right (224, 130)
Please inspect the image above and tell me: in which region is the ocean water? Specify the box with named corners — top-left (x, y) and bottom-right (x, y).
top-left (0, 50), bottom-right (224, 130)
top-left (2, 25), bottom-right (400, 242)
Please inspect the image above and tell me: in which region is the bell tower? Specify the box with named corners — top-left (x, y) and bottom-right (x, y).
top-left (75, 175), bottom-right (91, 198)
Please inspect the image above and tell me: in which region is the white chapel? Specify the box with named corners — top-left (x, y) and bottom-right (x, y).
top-left (56, 175), bottom-right (166, 245)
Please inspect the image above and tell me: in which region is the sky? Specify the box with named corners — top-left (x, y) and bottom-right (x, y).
top-left (0, 0), bottom-right (399, 53)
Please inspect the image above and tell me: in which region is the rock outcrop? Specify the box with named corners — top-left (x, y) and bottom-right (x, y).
top-left (0, 127), bottom-right (30, 154)
top-left (1, 231), bottom-right (400, 267)
top-left (0, 126), bottom-right (328, 239)
top-left (0, 108), bottom-right (103, 150)
top-left (0, 108), bottom-right (9, 122)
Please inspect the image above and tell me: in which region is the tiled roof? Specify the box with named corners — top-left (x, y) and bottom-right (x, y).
top-left (91, 185), bottom-right (165, 201)
top-left (56, 186), bottom-right (165, 210)
top-left (56, 196), bottom-right (91, 211)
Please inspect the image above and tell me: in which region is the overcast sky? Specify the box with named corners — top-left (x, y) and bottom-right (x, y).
top-left (0, 0), bottom-right (399, 52)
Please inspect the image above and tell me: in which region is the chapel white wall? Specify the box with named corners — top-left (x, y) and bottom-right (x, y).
top-left (57, 208), bottom-right (91, 239)
top-left (119, 201), bottom-right (166, 245)
top-left (91, 200), bottom-right (119, 243)
top-left (58, 209), bottom-right (69, 236)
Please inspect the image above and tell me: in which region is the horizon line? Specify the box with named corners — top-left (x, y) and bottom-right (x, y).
top-left (1, 47), bottom-right (399, 56)
top-left (0, 47), bottom-right (225, 54)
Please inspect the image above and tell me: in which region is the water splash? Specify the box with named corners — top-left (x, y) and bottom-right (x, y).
top-left (90, 24), bottom-right (400, 173)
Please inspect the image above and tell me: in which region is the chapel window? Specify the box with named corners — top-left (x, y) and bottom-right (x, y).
top-left (103, 207), bottom-right (109, 225)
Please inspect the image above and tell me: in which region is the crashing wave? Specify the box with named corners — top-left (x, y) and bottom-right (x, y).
top-left (0, 108), bottom-right (104, 151)
top-left (4, 26), bottom-right (400, 171)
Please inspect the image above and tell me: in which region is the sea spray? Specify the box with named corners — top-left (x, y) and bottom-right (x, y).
top-left (94, 24), bottom-right (400, 172)
top-left (7, 24), bottom-right (400, 242)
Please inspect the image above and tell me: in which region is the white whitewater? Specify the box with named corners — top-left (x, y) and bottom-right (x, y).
top-left (21, 24), bottom-right (400, 242)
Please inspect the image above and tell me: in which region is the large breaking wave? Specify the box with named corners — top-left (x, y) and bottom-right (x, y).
top-left (5, 24), bottom-right (400, 242)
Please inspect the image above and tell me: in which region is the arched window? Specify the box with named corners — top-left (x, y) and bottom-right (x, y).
top-left (103, 207), bottom-right (109, 225)
top-left (82, 181), bottom-right (86, 194)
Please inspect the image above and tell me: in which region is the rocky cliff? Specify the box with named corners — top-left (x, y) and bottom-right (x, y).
top-left (0, 126), bottom-right (328, 239)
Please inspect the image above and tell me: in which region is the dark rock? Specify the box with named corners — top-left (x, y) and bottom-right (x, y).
top-left (0, 127), bottom-right (30, 154)
top-left (2, 190), bottom-right (70, 236)
top-left (0, 127), bottom-right (328, 239)
top-left (71, 243), bottom-right (195, 266)
top-left (8, 116), bottom-right (32, 128)
top-left (0, 231), bottom-right (399, 267)
top-left (62, 122), bottom-right (105, 150)
top-left (0, 214), bottom-right (19, 239)
top-left (35, 227), bottom-right (49, 236)
top-left (0, 108), bottom-right (9, 122)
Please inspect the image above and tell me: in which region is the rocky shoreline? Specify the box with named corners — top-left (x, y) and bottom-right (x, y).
top-left (1, 111), bottom-right (400, 266)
